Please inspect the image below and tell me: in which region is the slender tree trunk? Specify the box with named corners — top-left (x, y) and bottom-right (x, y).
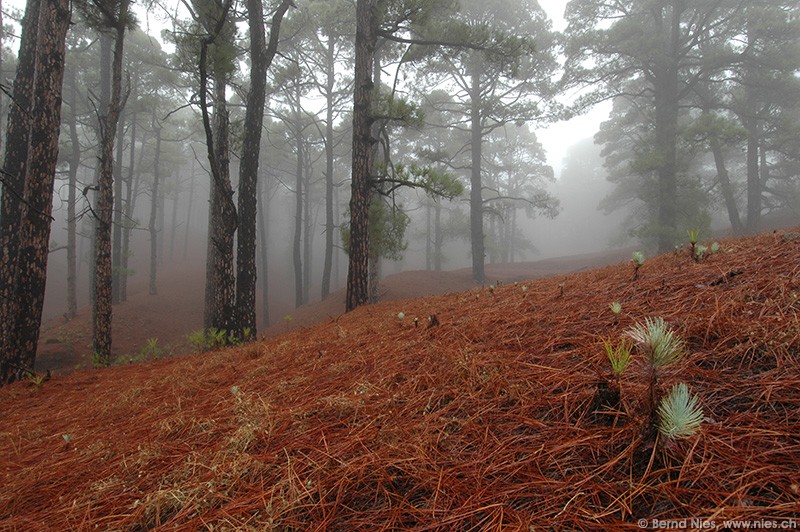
top-left (111, 110), bottom-right (125, 303)
top-left (66, 68), bottom-right (81, 319)
top-left (745, 118), bottom-right (761, 233)
top-left (346, 0), bottom-right (376, 311)
top-left (293, 120), bottom-right (304, 308)
top-left (303, 160), bottom-right (312, 305)
top-left (183, 162), bottom-right (195, 260)
top-left (0, 0), bottom-right (40, 377)
top-left (149, 120), bottom-right (161, 295)
top-left (0, 0), bottom-right (69, 383)
top-left (235, 0), bottom-right (292, 336)
top-left (469, 61), bottom-right (485, 282)
top-left (321, 33), bottom-right (336, 300)
top-left (257, 175), bottom-right (270, 328)
top-left (425, 201), bottom-right (432, 270)
top-left (434, 200), bottom-right (442, 271)
top-left (93, 0), bottom-right (130, 365)
top-left (709, 136), bottom-right (743, 234)
top-left (120, 105), bottom-right (137, 301)
top-left (169, 188), bottom-right (178, 262)
top-left (653, 2), bottom-right (684, 253)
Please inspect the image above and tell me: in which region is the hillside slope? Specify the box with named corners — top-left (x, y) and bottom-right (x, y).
top-left (2, 229), bottom-right (799, 529)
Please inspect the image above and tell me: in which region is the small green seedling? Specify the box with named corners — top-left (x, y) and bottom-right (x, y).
top-left (609, 302), bottom-right (622, 315)
top-left (603, 338), bottom-right (632, 377)
top-left (632, 251), bottom-right (645, 279)
top-left (397, 311), bottom-right (405, 321)
top-left (710, 242), bottom-right (720, 254)
top-left (687, 229), bottom-right (700, 245)
top-left (627, 316), bottom-right (686, 429)
top-left (658, 383), bottom-right (703, 440)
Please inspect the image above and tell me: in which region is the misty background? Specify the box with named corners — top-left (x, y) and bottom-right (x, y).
top-left (1, 0), bottom-right (795, 330)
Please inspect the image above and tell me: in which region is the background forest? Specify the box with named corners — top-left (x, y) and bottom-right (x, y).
top-left (0, 0), bottom-right (798, 383)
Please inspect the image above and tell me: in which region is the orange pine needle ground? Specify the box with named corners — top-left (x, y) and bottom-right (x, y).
top-left (2, 229), bottom-right (799, 530)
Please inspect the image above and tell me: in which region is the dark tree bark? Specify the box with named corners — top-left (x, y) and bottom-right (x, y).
top-left (92, 0), bottom-right (130, 366)
top-left (235, 0), bottom-right (293, 338)
top-left (66, 67), bottom-right (81, 319)
top-left (149, 119), bottom-right (161, 295)
top-left (0, 0), bottom-right (70, 383)
top-left (346, 0), bottom-right (377, 312)
top-left (0, 0), bottom-right (41, 377)
top-left (709, 136), bottom-right (743, 234)
top-left (203, 75), bottom-right (237, 333)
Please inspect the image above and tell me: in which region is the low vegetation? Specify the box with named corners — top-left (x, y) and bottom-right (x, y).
top-left (0, 229), bottom-right (798, 528)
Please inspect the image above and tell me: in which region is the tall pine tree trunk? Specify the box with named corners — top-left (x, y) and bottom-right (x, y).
top-left (111, 110), bottom-right (125, 303)
top-left (149, 120), bottom-right (161, 295)
top-left (120, 105), bottom-right (137, 301)
top-left (321, 33), bottom-right (336, 300)
top-left (235, 0), bottom-right (291, 336)
top-left (653, 3), bottom-right (681, 253)
top-left (92, 1), bottom-right (129, 365)
top-left (469, 61), bottom-right (485, 283)
top-left (257, 175), bottom-right (270, 328)
top-left (66, 67), bottom-right (81, 319)
top-left (0, 0), bottom-right (69, 383)
top-left (346, 0), bottom-right (377, 311)
top-left (0, 0), bottom-right (40, 379)
top-left (293, 121), bottom-right (304, 308)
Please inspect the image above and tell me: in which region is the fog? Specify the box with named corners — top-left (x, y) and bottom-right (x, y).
top-left (2, 0), bottom-right (792, 331)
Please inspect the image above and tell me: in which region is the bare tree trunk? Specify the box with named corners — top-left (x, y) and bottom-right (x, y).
top-left (293, 122), bottom-right (304, 308)
top-left (257, 175), bottom-right (270, 328)
top-left (469, 61), bottom-right (485, 283)
top-left (66, 67), bottom-right (81, 319)
top-left (111, 110), bottom-right (125, 303)
top-left (120, 103), bottom-right (137, 301)
top-left (0, 0), bottom-right (69, 383)
top-left (149, 120), bottom-right (161, 295)
top-left (92, 0), bottom-right (130, 365)
top-left (0, 0), bottom-right (40, 379)
top-left (434, 200), bottom-right (442, 271)
top-left (235, 0), bottom-right (292, 336)
top-left (183, 162), bottom-right (195, 260)
top-left (302, 158), bottom-right (312, 305)
top-left (346, 0), bottom-right (377, 311)
top-left (321, 33), bottom-right (336, 300)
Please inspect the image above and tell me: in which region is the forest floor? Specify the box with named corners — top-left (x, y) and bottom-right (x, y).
top-left (3, 227), bottom-right (799, 529)
top-left (34, 247), bottom-right (633, 375)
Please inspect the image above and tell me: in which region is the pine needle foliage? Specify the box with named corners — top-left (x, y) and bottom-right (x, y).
top-left (626, 317), bottom-right (684, 368)
top-left (658, 383), bottom-right (704, 440)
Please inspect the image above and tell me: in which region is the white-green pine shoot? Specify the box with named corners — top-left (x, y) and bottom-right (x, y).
top-left (657, 383), bottom-right (704, 440)
top-left (710, 242), bottom-right (720, 254)
top-left (626, 317), bottom-right (685, 368)
top-left (609, 302), bottom-right (622, 315)
top-left (397, 311), bottom-right (405, 320)
top-left (603, 338), bottom-right (632, 377)
top-left (632, 251), bottom-right (645, 266)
